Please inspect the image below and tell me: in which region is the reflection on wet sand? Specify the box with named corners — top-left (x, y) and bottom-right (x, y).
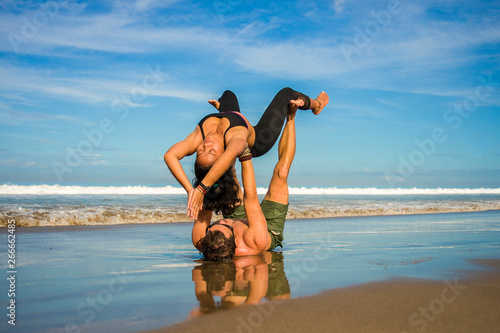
top-left (190, 252), bottom-right (290, 317)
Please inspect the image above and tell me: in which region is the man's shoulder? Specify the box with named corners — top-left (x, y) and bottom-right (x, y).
top-left (237, 226), bottom-right (271, 255)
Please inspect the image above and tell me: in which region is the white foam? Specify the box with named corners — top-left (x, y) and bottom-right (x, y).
top-left (0, 184), bottom-right (185, 195)
top-left (1, 184), bottom-right (500, 195)
top-left (286, 187), bottom-right (500, 195)
top-left (3, 199), bottom-right (500, 227)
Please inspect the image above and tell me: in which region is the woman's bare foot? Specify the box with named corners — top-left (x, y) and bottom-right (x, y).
top-left (289, 99), bottom-right (304, 115)
top-left (311, 91), bottom-right (329, 115)
top-left (208, 99), bottom-right (220, 110)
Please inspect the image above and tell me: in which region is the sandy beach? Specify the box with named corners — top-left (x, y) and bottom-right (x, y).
top-left (4, 210), bottom-right (500, 333)
top-left (144, 259), bottom-right (500, 333)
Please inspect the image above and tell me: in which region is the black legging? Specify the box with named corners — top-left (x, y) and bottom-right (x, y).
top-left (218, 87), bottom-right (311, 157)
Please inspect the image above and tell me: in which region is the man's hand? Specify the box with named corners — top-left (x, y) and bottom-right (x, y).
top-left (188, 188), bottom-right (204, 220)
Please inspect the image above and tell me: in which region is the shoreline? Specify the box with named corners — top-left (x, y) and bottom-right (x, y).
top-left (5, 208), bottom-right (500, 228)
top-left (142, 259), bottom-right (500, 333)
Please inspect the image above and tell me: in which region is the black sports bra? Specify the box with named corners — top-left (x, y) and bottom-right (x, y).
top-left (197, 111), bottom-right (248, 141)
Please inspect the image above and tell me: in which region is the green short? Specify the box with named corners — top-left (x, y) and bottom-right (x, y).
top-left (224, 200), bottom-right (288, 250)
top-left (266, 251), bottom-right (290, 297)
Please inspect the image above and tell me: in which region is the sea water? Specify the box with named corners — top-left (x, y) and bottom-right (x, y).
top-left (1, 184), bottom-right (500, 227)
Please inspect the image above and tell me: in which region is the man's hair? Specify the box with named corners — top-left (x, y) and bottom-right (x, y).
top-left (200, 230), bottom-right (236, 262)
top-left (200, 261), bottom-right (236, 293)
top-left (194, 262), bottom-right (237, 314)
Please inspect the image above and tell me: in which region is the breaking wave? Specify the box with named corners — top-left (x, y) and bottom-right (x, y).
top-left (1, 184), bottom-right (500, 195)
top-left (0, 184), bottom-right (186, 195)
top-left (2, 184), bottom-right (500, 227)
top-left (2, 198), bottom-right (500, 227)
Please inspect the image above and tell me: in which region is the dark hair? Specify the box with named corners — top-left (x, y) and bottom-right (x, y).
top-left (193, 262), bottom-right (237, 314)
top-left (200, 261), bottom-right (236, 292)
top-left (193, 162), bottom-right (241, 216)
top-left (200, 230), bottom-right (236, 262)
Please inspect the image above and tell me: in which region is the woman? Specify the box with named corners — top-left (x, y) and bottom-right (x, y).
top-left (164, 87), bottom-right (329, 220)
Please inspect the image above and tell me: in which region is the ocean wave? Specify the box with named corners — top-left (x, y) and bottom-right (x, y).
top-left (2, 202), bottom-right (500, 227)
top-left (1, 184), bottom-right (500, 195)
top-left (0, 184), bottom-right (186, 195)
top-left (285, 187), bottom-right (500, 195)
top-left (286, 203), bottom-right (500, 219)
top-left (0, 207), bottom-right (191, 227)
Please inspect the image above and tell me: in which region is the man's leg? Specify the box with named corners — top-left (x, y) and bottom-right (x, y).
top-left (262, 103), bottom-right (298, 205)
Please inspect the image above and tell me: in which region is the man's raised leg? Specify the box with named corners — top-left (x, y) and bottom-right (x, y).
top-left (263, 103), bottom-right (298, 205)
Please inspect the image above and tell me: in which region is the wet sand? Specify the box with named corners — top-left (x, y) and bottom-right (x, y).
top-left (9, 211), bottom-right (500, 333)
top-left (144, 259), bottom-right (500, 333)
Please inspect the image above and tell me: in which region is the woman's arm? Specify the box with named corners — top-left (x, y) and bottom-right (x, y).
top-left (201, 135), bottom-right (246, 186)
top-left (187, 132), bottom-right (247, 220)
top-left (164, 128), bottom-right (201, 193)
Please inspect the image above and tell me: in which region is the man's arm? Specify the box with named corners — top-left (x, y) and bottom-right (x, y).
top-left (243, 259), bottom-right (269, 305)
top-left (240, 158), bottom-right (270, 251)
top-left (192, 209), bottom-right (213, 251)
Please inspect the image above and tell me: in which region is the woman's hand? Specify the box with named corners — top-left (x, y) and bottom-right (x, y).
top-left (188, 188), bottom-right (204, 220)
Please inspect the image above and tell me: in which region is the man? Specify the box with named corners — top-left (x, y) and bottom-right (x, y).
top-left (189, 252), bottom-right (290, 316)
top-left (191, 99), bottom-right (302, 261)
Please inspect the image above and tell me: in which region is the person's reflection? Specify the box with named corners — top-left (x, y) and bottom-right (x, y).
top-left (190, 251), bottom-right (290, 317)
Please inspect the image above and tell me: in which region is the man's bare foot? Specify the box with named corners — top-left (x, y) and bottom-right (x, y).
top-left (312, 91), bottom-right (329, 115)
top-left (208, 99), bottom-right (220, 110)
top-left (289, 99), bottom-right (303, 115)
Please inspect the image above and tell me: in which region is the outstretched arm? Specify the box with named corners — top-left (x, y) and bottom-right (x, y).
top-left (240, 157), bottom-right (270, 252)
top-left (164, 127), bottom-right (201, 193)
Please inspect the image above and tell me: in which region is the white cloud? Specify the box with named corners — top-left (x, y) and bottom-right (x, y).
top-left (148, 89), bottom-right (212, 102)
top-left (227, 4), bottom-right (500, 96)
top-left (0, 9), bottom-right (232, 55)
top-left (0, 159), bottom-right (18, 166)
top-left (0, 108), bottom-right (93, 127)
top-left (375, 99), bottom-right (404, 109)
top-left (90, 160), bottom-right (108, 165)
top-left (0, 158), bottom-right (38, 168)
top-left (0, 63), bottom-right (212, 105)
top-left (132, 0), bottom-right (180, 11)
top-left (332, 0), bottom-right (351, 15)
top-left (1, 0), bottom-right (499, 102)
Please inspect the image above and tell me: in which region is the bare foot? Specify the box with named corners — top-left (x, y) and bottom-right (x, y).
top-left (289, 99), bottom-right (303, 115)
top-left (312, 91), bottom-right (329, 115)
top-left (208, 99), bottom-right (220, 110)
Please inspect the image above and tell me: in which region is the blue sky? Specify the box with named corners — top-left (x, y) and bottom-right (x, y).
top-left (0, 0), bottom-right (499, 188)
